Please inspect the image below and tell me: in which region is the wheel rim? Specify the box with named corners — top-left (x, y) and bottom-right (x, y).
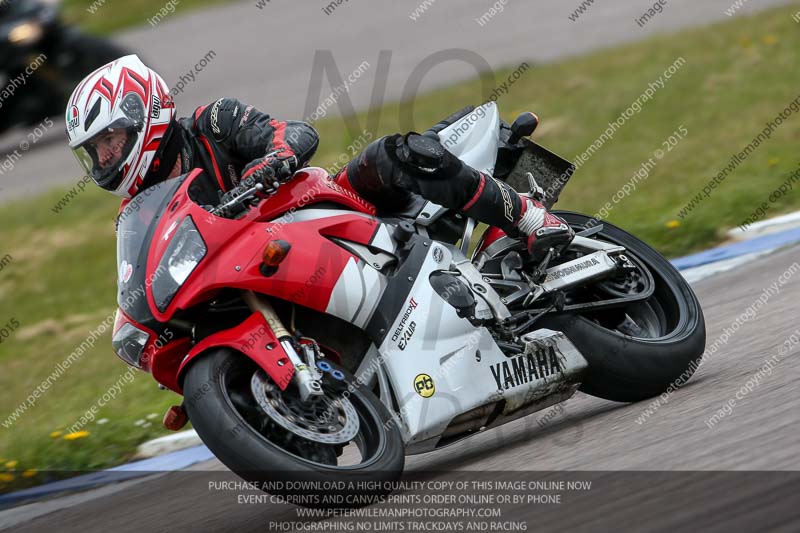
top-left (220, 358), bottom-right (389, 470)
top-left (556, 215), bottom-right (691, 342)
top-left (480, 217), bottom-right (692, 342)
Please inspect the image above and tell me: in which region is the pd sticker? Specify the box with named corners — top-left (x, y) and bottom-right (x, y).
top-left (413, 373), bottom-right (435, 398)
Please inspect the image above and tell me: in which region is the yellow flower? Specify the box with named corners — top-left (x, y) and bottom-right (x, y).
top-left (768, 158), bottom-right (780, 167)
top-left (762, 35), bottom-right (778, 45)
top-left (50, 430), bottom-right (63, 438)
top-left (0, 473), bottom-right (14, 483)
top-left (22, 469), bottom-right (37, 478)
top-left (666, 220), bottom-right (681, 229)
top-left (63, 431), bottom-right (90, 441)
top-left (5, 460), bottom-right (18, 469)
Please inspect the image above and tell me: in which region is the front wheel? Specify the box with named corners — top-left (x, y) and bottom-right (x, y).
top-left (539, 212), bottom-right (707, 403)
top-left (183, 348), bottom-right (405, 506)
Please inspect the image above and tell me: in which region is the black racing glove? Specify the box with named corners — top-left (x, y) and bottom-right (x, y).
top-left (241, 154), bottom-right (299, 185)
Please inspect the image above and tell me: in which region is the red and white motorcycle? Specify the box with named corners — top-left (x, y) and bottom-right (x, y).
top-left (111, 103), bottom-right (705, 500)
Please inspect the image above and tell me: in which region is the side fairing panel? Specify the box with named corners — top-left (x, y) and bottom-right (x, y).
top-left (325, 257), bottom-right (387, 328)
top-left (371, 243), bottom-right (511, 445)
top-left (321, 220), bottom-right (397, 327)
top-left (368, 241), bottom-right (584, 450)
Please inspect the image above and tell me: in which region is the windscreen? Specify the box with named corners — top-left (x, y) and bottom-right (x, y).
top-left (115, 177), bottom-right (185, 324)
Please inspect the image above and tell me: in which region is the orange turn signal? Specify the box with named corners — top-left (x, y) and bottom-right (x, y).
top-left (262, 240), bottom-right (291, 267)
top-left (163, 404), bottom-right (188, 431)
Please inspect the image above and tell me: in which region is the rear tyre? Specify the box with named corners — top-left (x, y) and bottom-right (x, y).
top-left (539, 212), bottom-right (706, 402)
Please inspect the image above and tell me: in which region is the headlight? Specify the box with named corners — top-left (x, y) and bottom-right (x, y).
top-left (9, 23), bottom-right (43, 45)
top-left (112, 323), bottom-right (149, 368)
top-left (152, 216), bottom-right (207, 312)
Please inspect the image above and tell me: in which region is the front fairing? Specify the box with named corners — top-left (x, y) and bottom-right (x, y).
top-left (141, 167), bottom-right (380, 324)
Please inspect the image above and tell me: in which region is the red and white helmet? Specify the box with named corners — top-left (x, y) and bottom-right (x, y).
top-left (66, 55), bottom-right (176, 198)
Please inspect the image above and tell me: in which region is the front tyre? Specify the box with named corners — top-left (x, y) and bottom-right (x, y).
top-left (540, 212), bottom-right (707, 403)
top-left (183, 348), bottom-right (404, 506)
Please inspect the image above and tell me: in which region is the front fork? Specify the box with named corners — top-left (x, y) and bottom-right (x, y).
top-left (243, 291), bottom-right (324, 402)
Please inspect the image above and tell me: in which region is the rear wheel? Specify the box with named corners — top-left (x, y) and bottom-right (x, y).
top-left (183, 348), bottom-right (404, 507)
top-left (537, 212), bottom-right (706, 402)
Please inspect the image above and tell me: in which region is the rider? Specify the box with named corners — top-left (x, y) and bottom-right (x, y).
top-left (66, 55), bottom-right (573, 258)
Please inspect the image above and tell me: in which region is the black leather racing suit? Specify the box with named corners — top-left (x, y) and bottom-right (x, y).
top-left (145, 97), bottom-right (320, 194)
top-left (333, 106), bottom-right (574, 258)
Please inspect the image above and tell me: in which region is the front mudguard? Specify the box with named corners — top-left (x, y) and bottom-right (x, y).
top-left (177, 312), bottom-right (295, 393)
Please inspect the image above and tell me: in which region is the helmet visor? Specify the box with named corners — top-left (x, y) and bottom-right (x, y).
top-left (71, 118), bottom-right (141, 191)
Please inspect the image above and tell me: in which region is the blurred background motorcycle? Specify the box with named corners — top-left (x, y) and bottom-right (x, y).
top-left (0, 0), bottom-right (129, 134)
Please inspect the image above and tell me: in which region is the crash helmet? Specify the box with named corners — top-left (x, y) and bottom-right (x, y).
top-left (66, 55), bottom-right (175, 198)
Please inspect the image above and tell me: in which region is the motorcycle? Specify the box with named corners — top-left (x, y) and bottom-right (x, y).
top-left (111, 103), bottom-right (705, 503)
top-left (0, 0), bottom-right (130, 134)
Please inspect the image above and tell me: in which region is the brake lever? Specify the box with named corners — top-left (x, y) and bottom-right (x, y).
top-left (212, 185), bottom-right (260, 218)
top-left (213, 179), bottom-right (280, 218)
top-left (211, 151), bottom-right (301, 218)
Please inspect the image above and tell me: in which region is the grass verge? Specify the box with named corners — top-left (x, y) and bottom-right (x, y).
top-left (62, 0), bottom-right (234, 35)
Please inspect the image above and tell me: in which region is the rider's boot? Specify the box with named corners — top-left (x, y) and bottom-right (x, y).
top-left (515, 197), bottom-right (575, 260)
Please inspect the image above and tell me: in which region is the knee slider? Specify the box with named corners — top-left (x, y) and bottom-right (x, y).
top-left (393, 133), bottom-right (446, 172)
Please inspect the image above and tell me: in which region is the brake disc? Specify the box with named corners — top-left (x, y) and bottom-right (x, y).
top-left (250, 370), bottom-right (359, 445)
